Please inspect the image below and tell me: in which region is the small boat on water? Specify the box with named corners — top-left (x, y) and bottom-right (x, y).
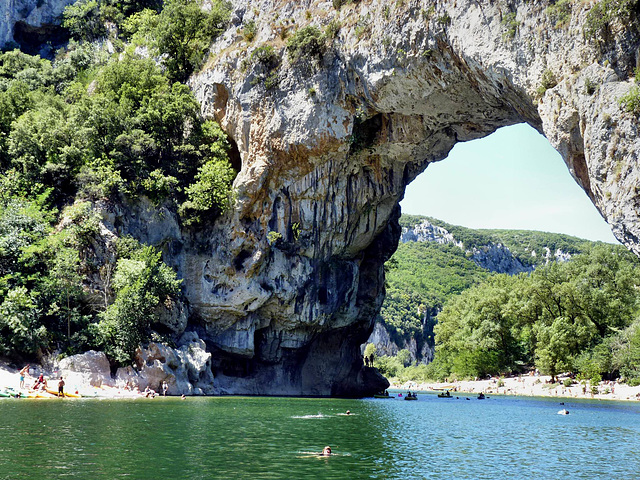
top-left (374, 390), bottom-right (393, 399)
top-left (404, 394), bottom-right (418, 401)
top-left (437, 390), bottom-right (453, 398)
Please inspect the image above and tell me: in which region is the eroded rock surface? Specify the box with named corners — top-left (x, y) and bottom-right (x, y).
top-left (182, 0), bottom-right (640, 395)
top-left (1, 0), bottom-right (73, 53)
top-left (7, 0), bottom-right (640, 396)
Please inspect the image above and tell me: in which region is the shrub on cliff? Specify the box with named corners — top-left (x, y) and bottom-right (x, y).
top-left (179, 157), bottom-right (237, 226)
top-left (248, 45), bottom-right (281, 89)
top-left (583, 0), bottom-right (640, 42)
top-left (286, 26), bottom-right (326, 64)
top-left (96, 245), bottom-right (181, 366)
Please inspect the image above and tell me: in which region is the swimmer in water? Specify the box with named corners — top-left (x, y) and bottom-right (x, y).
top-left (321, 446), bottom-right (332, 456)
top-left (346, 410), bottom-right (351, 415)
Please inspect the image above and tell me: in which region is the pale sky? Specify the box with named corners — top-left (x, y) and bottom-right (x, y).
top-left (401, 123), bottom-right (619, 244)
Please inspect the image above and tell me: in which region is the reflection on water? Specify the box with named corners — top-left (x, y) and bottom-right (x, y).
top-left (0, 394), bottom-right (639, 479)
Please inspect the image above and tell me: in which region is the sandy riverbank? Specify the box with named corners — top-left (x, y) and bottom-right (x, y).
top-left (0, 363), bottom-right (156, 398)
top-left (393, 374), bottom-right (640, 402)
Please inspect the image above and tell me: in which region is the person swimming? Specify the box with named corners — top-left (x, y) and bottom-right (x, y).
top-left (321, 446), bottom-right (332, 456)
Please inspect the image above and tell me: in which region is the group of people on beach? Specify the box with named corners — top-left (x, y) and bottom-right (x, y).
top-left (17, 365), bottom-right (65, 397)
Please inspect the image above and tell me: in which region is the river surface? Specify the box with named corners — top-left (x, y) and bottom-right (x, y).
top-left (0, 392), bottom-right (638, 479)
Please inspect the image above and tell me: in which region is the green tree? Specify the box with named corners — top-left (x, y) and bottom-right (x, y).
top-left (179, 157), bottom-right (236, 225)
top-left (97, 246), bottom-right (181, 365)
top-left (153, 0), bottom-right (231, 82)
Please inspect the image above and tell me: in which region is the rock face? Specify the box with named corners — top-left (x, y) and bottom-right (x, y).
top-left (401, 219), bottom-right (534, 274)
top-left (57, 350), bottom-right (113, 388)
top-left (115, 332), bottom-right (216, 395)
top-left (0, 0), bottom-right (73, 54)
top-left (8, 1), bottom-right (640, 396)
top-left (183, 0), bottom-right (640, 396)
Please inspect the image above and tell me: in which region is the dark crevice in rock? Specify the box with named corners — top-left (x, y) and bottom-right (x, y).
top-left (13, 21), bottom-right (68, 57)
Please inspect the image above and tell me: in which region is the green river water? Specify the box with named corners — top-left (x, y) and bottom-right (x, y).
top-left (0, 393), bottom-right (639, 479)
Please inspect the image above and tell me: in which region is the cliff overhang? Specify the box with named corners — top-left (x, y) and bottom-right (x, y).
top-left (6, 0), bottom-right (640, 396)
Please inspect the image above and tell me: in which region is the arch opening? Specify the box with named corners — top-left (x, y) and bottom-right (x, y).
top-left (367, 122), bottom-right (619, 368)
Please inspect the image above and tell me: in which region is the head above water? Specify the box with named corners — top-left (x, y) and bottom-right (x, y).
top-left (322, 446), bottom-right (331, 456)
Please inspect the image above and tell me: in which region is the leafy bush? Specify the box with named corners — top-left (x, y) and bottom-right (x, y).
top-left (324, 19), bottom-right (341, 40)
top-left (249, 45), bottom-right (280, 89)
top-left (96, 245), bottom-right (181, 365)
top-left (242, 19), bottom-right (257, 42)
top-left (537, 69), bottom-right (558, 96)
top-left (545, 0), bottom-right (572, 28)
top-left (63, 0), bottom-right (107, 41)
top-left (501, 12), bottom-right (520, 40)
top-left (584, 0), bottom-right (639, 40)
top-left (149, 0), bottom-right (232, 82)
top-left (584, 77), bottom-right (598, 95)
top-left (619, 86), bottom-right (640, 114)
top-left (286, 26), bottom-right (325, 63)
top-left (179, 158), bottom-right (237, 226)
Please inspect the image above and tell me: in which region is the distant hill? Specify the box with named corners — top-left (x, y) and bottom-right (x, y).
top-left (369, 215), bottom-right (601, 362)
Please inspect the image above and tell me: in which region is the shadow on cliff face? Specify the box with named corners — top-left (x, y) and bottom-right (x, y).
top-left (12, 21), bottom-right (69, 57)
top-left (204, 207), bottom-right (400, 397)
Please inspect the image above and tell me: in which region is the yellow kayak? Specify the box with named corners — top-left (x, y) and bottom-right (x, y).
top-left (45, 388), bottom-right (81, 398)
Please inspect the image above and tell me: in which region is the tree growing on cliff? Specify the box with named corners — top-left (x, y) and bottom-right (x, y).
top-left (151, 0), bottom-right (232, 82)
top-left (96, 245), bottom-right (181, 365)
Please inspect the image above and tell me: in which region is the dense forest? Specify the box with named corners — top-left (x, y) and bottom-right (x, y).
top-left (378, 216), bottom-right (596, 357)
top-left (374, 217), bottom-right (640, 386)
top-left (379, 241), bottom-right (489, 355)
top-left (0, 0), bottom-right (237, 366)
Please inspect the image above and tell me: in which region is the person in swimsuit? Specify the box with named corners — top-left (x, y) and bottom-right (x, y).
top-left (321, 446), bottom-right (332, 456)
top-left (19, 365), bottom-right (29, 389)
top-left (58, 377), bottom-right (65, 397)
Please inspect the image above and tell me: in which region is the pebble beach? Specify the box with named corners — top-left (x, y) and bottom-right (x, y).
top-left (395, 374), bottom-right (640, 402)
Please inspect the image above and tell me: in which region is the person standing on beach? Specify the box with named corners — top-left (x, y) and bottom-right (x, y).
top-left (58, 377), bottom-right (65, 397)
top-left (19, 365), bottom-right (29, 389)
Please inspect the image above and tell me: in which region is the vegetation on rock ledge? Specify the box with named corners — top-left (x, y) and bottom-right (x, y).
top-left (0, 0), bottom-right (235, 366)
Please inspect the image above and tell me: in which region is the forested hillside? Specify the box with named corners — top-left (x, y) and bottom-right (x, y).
top-left (374, 216), bottom-right (640, 386)
top-left (0, 0), bottom-right (236, 366)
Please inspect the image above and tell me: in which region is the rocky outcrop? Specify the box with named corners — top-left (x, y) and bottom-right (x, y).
top-left (183, 0), bottom-right (640, 395)
top-left (401, 219), bottom-right (533, 274)
top-left (115, 332), bottom-right (216, 395)
top-left (10, 0), bottom-right (640, 396)
top-left (367, 321), bottom-right (434, 364)
top-left (0, 0), bottom-right (73, 54)
top-left (57, 350), bottom-right (113, 387)
top-left (401, 220), bottom-right (462, 247)
top-left (56, 333), bottom-right (215, 395)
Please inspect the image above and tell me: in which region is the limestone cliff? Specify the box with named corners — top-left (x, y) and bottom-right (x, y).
top-left (401, 219), bottom-right (533, 274)
top-left (1, 0), bottom-right (73, 54)
top-left (182, 0), bottom-right (640, 396)
top-left (6, 0), bottom-right (640, 396)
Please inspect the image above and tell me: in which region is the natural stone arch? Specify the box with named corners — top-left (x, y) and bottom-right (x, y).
top-left (3, 0), bottom-right (640, 395)
top-left (179, 0), bottom-right (640, 395)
